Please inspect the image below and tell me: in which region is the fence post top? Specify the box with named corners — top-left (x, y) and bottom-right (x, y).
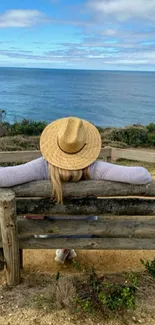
top-left (0, 189), bottom-right (15, 202)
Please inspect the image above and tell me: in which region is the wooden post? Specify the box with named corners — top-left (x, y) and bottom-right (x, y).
top-left (0, 189), bottom-right (20, 286)
top-left (100, 147), bottom-right (112, 162)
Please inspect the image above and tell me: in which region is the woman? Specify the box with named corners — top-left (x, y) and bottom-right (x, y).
top-left (0, 117), bottom-right (152, 263)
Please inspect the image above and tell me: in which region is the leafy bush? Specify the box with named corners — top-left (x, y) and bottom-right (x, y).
top-left (0, 122), bottom-right (12, 136)
top-left (75, 269), bottom-right (136, 313)
top-left (147, 132), bottom-right (155, 146)
top-left (10, 119), bottom-right (47, 136)
top-left (102, 124), bottom-right (155, 148)
top-left (146, 123), bottom-right (155, 132)
top-left (108, 127), bottom-right (148, 147)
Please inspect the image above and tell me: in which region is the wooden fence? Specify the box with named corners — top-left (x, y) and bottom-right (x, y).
top-left (0, 147), bottom-right (155, 163)
top-left (0, 147), bottom-right (154, 286)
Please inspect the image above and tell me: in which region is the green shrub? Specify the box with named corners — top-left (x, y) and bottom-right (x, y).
top-left (10, 119), bottom-right (47, 136)
top-left (109, 127), bottom-right (148, 147)
top-left (146, 123), bottom-right (155, 132)
top-left (147, 132), bottom-right (155, 146)
top-left (75, 269), bottom-right (136, 314)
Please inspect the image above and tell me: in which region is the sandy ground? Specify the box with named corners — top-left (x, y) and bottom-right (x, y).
top-left (1, 258), bottom-right (155, 325)
top-left (24, 249), bottom-right (155, 275)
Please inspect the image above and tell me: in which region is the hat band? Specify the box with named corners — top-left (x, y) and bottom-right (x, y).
top-left (57, 139), bottom-right (86, 154)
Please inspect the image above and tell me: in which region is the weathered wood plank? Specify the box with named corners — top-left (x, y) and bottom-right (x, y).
top-left (0, 190), bottom-right (20, 286)
top-left (111, 148), bottom-right (155, 163)
top-left (16, 197), bottom-right (155, 215)
top-left (14, 218), bottom-right (155, 239)
top-left (0, 150), bottom-right (41, 163)
top-left (0, 148), bottom-right (110, 163)
top-left (8, 180), bottom-right (155, 198)
top-left (0, 147), bottom-right (154, 163)
top-left (0, 237), bottom-right (154, 250)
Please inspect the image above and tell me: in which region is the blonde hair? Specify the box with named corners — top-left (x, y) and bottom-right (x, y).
top-left (49, 164), bottom-right (90, 204)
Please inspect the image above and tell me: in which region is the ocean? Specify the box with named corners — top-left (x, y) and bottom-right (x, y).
top-left (0, 67), bottom-right (154, 128)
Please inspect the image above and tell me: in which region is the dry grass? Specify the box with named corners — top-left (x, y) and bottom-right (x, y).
top-left (114, 159), bottom-right (155, 178)
top-left (0, 270), bottom-right (155, 324)
top-left (0, 135), bottom-right (39, 151)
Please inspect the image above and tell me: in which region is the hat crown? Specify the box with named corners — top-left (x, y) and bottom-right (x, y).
top-left (58, 117), bottom-right (86, 154)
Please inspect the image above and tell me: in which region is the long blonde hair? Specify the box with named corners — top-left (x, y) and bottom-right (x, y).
top-left (49, 164), bottom-right (90, 204)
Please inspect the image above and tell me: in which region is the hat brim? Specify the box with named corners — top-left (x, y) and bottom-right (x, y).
top-left (40, 118), bottom-right (102, 170)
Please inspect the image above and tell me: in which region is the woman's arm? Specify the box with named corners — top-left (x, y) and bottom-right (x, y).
top-left (0, 157), bottom-right (49, 187)
top-left (89, 160), bottom-right (152, 184)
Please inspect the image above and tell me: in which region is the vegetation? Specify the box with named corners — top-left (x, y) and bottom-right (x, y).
top-left (0, 109), bottom-right (155, 149)
top-left (75, 269), bottom-right (137, 314)
top-left (100, 124), bottom-right (155, 148)
top-left (29, 269), bottom-right (138, 316)
top-left (141, 257), bottom-right (155, 277)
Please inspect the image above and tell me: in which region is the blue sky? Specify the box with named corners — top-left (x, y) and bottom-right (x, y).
top-left (0, 0), bottom-right (155, 70)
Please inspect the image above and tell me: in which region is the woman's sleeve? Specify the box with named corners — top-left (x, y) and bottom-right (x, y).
top-left (89, 160), bottom-right (152, 185)
top-left (0, 157), bottom-right (49, 187)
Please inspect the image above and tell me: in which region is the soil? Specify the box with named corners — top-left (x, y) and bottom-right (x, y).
top-left (0, 265), bottom-right (155, 325)
top-left (0, 249), bottom-right (155, 325)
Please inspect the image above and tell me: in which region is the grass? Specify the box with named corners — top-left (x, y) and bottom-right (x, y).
top-left (28, 269), bottom-right (138, 317)
top-left (1, 267), bottom-right (155, 323)
top-left (114, 158), bottom-right (155, 177)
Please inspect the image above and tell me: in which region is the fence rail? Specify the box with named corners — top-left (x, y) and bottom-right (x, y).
top-left (0, 146), bottom-right (154, 286)
top-left (0, 147), bottom-right (154, 163)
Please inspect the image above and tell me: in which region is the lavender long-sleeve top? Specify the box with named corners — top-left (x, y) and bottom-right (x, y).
top-left (0, 157), bottom-right (152, 187)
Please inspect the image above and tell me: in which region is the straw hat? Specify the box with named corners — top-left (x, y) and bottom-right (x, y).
top-left (40, 116), bottom-right (102, 170)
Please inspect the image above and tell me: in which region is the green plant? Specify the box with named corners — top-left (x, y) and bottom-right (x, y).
top-left (75, 270), bottom-right (136, 314)
top-left (141, 258), bottom-right (155, 277)
top-left (109, 127), bottom-right (148, 147)
top-left (146, 123), bottom-right (155, 132)
top-left (71, 259), bottom-right (83, 271)
top-left (56, 271), bottom-right (60, 281)
top-left (98, 291), bottom-right (107, 304)
top-left (75, 297), bottom-right (92, 313)
top-left (147, 132), bottom-right (155, 146)
top-left (127, 272), bottom-right (139, 287)
top-left (10, 119), bottom-right (47, 136)
top-left (104, 285), bottom-right (136, 311)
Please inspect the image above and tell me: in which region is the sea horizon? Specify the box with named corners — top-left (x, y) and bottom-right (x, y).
top-left (1, 66), bottom-right (155, 73)
top-left (0, 67), bottom-right (154, 128)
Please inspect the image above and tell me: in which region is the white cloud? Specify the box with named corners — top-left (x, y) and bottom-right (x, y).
top-left (88, 0), bottom-right (155, 20)
top-left (0, 9), bottom-right (48, 28)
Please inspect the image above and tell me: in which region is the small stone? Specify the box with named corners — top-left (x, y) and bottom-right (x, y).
top-left (132, 316), bottom-right (137, 322)
top-left (141, 313), bottom-right (147, 319)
